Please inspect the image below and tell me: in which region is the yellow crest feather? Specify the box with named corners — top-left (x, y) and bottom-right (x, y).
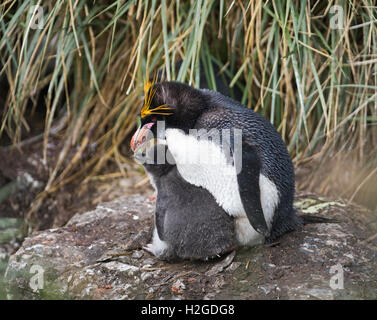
top-left (141, 72), bottom-right (173, 118)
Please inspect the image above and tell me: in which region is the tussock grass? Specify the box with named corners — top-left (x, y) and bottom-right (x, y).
top-left (0, 0), bottom-right (376, 217)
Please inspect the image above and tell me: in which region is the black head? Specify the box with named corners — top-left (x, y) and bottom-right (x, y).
top-left (131, 81), bottom-right (208, 152)
top-left (140, 81), bottom-right (207, 131)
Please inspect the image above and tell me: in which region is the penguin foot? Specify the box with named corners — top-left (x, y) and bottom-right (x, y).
top-left (142, 228), bottom-right (171, 259)
top-left (142, 243), bottom-right (157, 256)
top-left (143, 243), bottom-right (177, 261)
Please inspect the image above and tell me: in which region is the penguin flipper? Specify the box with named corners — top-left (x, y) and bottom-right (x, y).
top-left (235, 141), bottom-right (270, 237)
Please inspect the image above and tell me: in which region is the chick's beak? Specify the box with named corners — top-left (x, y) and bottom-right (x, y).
top-left (130, 122), bottom-right (155, 152)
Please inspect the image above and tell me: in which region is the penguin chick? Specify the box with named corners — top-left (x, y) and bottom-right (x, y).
top-left (132, 141), bottom-right (235, 261)
top-left (133, 81), bottom-right (302, 246)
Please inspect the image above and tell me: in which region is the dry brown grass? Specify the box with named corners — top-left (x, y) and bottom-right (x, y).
top-left (0, 0), bottom-right (376, 217)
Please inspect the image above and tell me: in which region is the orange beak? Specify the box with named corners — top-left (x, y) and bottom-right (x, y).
top-left (130, 122), bottom-right (155, 152)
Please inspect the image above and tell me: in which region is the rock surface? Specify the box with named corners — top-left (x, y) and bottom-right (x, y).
top-left (4, 194), bottom-right (377, 300)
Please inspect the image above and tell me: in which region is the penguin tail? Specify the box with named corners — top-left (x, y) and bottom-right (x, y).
top-left (299, 214), bottom-right (339, 225)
